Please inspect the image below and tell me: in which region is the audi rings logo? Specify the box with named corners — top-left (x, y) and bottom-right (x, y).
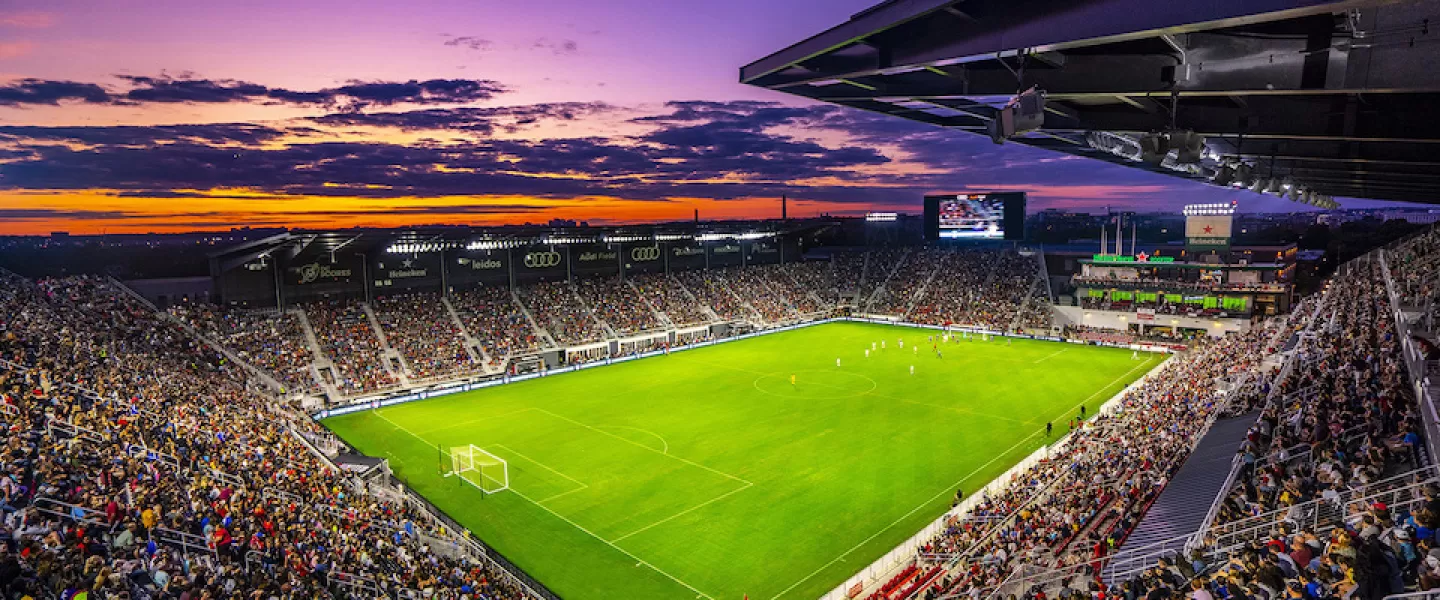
top-left (630, 246), bottom-right (661, 262)
top-left (524, 251), bottom-right (562, 268)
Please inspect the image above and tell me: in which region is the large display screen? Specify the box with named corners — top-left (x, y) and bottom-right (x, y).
top-left (924, 192), bottom-right (1026, 241)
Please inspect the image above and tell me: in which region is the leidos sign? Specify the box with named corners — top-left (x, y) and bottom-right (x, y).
top-left (524, 251), bottom-right (562, 268)
top-left (630, 246), bottom-right (661, 262)
top-left (290, 262), bottom-right (353, 284)
top-left (457, 257), bottom-right (503, 271)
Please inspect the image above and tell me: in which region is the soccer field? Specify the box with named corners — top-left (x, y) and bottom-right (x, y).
top-left (323, 322), bottom-right (1163, 600)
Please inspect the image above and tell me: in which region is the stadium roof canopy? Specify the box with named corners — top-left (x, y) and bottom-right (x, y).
top-left (741, 0), bottom-right (1440, 204)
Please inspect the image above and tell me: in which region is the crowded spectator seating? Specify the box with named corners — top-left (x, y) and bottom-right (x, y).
top-left (303, 298), bottom-right (400, 395)
top-left (755, 264), bottom-right (826, 316)
top-left (829, 252), bottom-right (867, 304)
top-left (0, 272), bottom-right (539, 600)
top-left (871, 249), bottom-right (942, 316)
top-left (627, 273), bottom-right (711, 326)
top-left (906, 318), bottom-right (1283, 600)
top-left (371, 292), bottom-right (478, 382)
top-left (514, 281), bottom-right (604, 345)
top-left (856, 249), bottom-right (909, 307)
top-left (449, 285), bottom-right (545, 368)
top-left (573, 276), bottom-right (662, 335)
top-left (674, 268), bottom-right (755, 321)
top-left (169, 304), bottom-right (321, 395)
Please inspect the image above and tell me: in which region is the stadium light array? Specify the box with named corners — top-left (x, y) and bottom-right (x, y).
top-left (1182, 203), bottom-right (1236, 216)
top-left (386, 241), bottom-right (463, 254)
top-left (465, 240), bottom-right (524, 251)
top-left (866, 212), bottom-right (899, 222)
top-left (696, 232), bottom-right (774, 242)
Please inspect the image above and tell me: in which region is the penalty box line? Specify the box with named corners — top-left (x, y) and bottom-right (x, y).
top-left (370, 407), bottom-right (721, 600)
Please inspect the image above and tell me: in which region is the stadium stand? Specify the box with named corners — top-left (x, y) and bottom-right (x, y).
top-left (627, 273), bottom-right (711, 326)
top-left (673, 267), bottom-right (755, 321)
top-left (370, 292), bottom-right (478, 382)
top-left (0, 272), bottom-right (546, 600)
top-left (303, 298), bottom-right (401, 395)
top-left (169, 304), bottom-right (322, 395)
top-left (573, 275), bottom-right (663, 335)
top-left (449, 285), bottom-right (546, 368)
top-left (4, 230), bottom-right (1434, 600)
top-left (514, 281), bottom-right (605, 346)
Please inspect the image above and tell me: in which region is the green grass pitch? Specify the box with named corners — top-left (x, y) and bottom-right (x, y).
top-left (323, 322), bottom-right (1163, 600)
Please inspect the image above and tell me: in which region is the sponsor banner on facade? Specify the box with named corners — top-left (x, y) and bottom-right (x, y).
top-left (571, 244), bottom-right (620, 274)
top-left (372, 252), bottom-right (442, 291)
top-left (1136, 308), bottom-right (1156, 322)
top-left (745, 240), bottom-right (780, 265)
top-left (708, 242), bottom-right (743, 267)
top-left (669, 243), bottom-right (706, 271)
top-left (285, 254), bottom-right (361, 287)
top-left (623, 243), bottom-right (665, 275)
top-left (515, 247), bottom-right (568, 279)
top-left (1186, 215), bottom-right (1233, 249)
top-left (450, 250), bottom-right (509, 285)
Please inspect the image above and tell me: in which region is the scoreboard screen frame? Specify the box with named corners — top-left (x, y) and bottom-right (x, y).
top-left (923, 192), bottom-right (1027, 242)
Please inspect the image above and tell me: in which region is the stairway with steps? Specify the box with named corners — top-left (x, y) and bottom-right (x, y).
top-left (1101, 410), bottom-right (1260, 583)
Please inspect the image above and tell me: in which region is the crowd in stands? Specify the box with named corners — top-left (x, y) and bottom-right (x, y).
top-left (872, 250), bottom-right (942, 315)
top-left (449, 286), bottom-right (544, 368)
top-left (782, 261), bottom-right (841, 308)
top-left (907, 313), bottom-right (1287, 599)
top-left (370, 293), bottom-right (477, 381)
top-left (908, 249), bottom-right (1049, 331)
top-left (1095, 260), bottom-right (1425, 600)
top-left (673, 269), bottom-right (754, 321)
top-left (303, 299), bottom-right (399, 395)
top-left (856, 249), bottom-right (908, 307)
top-left (515, 281), bottom-right (604, 345)
top-left (627, 273), bottom-right (709, 326)
top-left (1389, 227), bottom-right (1440, 309)
top-left (753, 264), bottom-right (825, 316)
top-left (169, 305), bottom-right (320, 395)
top-left (0, 272), bottom-right (536, 600)
top-left (573, 276), bottom-right (661, 335)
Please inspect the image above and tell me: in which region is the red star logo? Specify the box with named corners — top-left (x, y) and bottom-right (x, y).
top-left (1136, 252), bottom-right (1149, 262)
top-left (1202, 225), bottom-right (1214, 233)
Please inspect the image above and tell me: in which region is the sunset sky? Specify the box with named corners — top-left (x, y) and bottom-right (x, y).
top-left (0, 0), bottom-right (1416, 235)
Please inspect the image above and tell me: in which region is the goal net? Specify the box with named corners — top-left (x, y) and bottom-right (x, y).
top-left (449, 445), bottom-right (509, 494)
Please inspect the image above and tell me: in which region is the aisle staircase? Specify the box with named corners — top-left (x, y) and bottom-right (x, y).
top-left (1100, 411), bottom-right (1260, 583)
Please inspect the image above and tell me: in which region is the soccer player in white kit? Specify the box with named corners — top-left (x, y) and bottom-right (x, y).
top-left (898, 339), bottom-right (904, 349)
top-left (865, 349), bottom-right (870, 358)
top-left (909, 365), bottom-right (915, 375)
top-left (836, 357), bottom-right (841, 367)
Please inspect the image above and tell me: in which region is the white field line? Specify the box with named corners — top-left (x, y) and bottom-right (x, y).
top-left (1032, 348), bottom-right (1068, 363)
top-left (612, 481), bottom-right (754, 543)
top-left (489, 443), bottom-right (589, 504)
top-left (532, 408), bottom-right (752, 486)
top-left (507, 486), bottom-right (717, 599)
top-left (596, 425), bottom-right (671, 454)
top-left (370, 408), bottom-right (716, 600)
top-left (768, 430), bottom-right (1044, 600)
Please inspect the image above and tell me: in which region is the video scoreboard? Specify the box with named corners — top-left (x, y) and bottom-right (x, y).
top-left (923, 192), bottom-right (1026, 242)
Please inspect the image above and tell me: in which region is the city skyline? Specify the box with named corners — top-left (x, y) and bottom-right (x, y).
top-left (0, 0), bottom-right (1422, 235)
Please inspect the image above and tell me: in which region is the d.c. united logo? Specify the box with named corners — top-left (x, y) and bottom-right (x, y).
top-left (524, 251), bottom-right (562, 268)
top-left (630, 246), bottom-right (661, 261)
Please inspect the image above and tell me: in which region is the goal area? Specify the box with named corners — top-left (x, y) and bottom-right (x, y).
top-left (449, 444), bottom-right (510, 494)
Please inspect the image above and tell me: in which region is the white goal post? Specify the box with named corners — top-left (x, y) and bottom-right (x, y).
top-left (449, 444), bottom-right (510, 494)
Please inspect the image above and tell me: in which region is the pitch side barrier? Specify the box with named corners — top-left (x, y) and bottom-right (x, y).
top-left (315, 316), bottom-right (1179, 420)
